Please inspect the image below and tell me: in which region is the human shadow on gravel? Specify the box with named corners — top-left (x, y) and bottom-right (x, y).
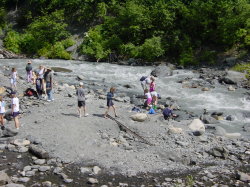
top-left (92, 114), bottom-right (105, 118)
top-left (61, 113), bottom-right (79, 117)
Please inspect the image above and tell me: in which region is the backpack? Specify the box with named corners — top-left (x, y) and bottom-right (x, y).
top-left (140, 76), bottom-right (147, 81)
top-left (26, 64), bottom-right (32, 71)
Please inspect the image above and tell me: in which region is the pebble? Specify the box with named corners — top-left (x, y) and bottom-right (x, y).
top-left (53, 167), bottom-right (63, 174)
top-left (18, 147), bottom-right (29, 153)
top-left (18, 177), bottom-right (30, 183)
top-left (23, 166), bottom-right (32, 172)
top-left (42, 181), bottom-right (52, 187)
top-left (93, 166), bottom-right (101, 175)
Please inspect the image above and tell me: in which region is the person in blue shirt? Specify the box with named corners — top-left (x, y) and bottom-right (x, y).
top-left (104, 87), bottom-right (118, 118)
top-left (162, 104), bottom-right (177, 120)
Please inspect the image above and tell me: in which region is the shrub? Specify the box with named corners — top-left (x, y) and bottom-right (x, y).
top-left (120, 43), bottom-right (139, 59)
top-left (4, 31), bottom-right (21, 53)
top-left (138, 36), bottom-right (164, 61)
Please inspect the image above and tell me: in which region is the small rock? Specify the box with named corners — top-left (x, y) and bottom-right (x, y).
top-left (18, 177), bottom-right (30, 183)
top-left (0, 170), bottom-right (11, 185)
top-left (38, 166), bottom-right (50, 172)
top-left (18, 147), bottom-right (29, 153)
top-left (34, 159), bottom-right (46, 165)
top-left (25, 170), bottom-right (36, 177)
top-left (208, 146), bottom-right (229, 159)
top-left (201, 87), bottom-right (210, 91)
top-left (228, 85), bottom-right (236, 91)
top-left (237, 171), bottom-right (250, 182)
top-left (93, 166), bottom-right (101, 175)
top-left (13, 139), bottom-right (30, 146)
top-left (80, 167), bottom-right (91, 174)
top-left (168, 127), bottom-right (183, 134)
top-left (53, 167), bottom-right (63, 174)
top-left (29, 145), bottom-right (49, 159)
top-left (119, 183), bottom-right (128, 187)
top-left (77, 75), bottom-right (84, 80)
top-left (42, 181), bottom-right (52, 187)
top-left (98, 95), bottom-right (106, 100)
top-left (88, 178), bottom-right (98, 184)
top-left (3, 128), bottom-right (18, 137)
top-left (130, 113), bottom-right (148, 122)
top-left (226, 115), bottom-right (234, 121)
top-left (23, 166), bottom-right (32, 172)
top-left (64, 178), bottom-right (73, 183)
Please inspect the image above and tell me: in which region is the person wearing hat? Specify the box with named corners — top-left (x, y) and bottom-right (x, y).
top-left (11, 92), bottom-right (20, 129)
top-left (44, 67), bottom-right (54, 101)
top-left (76, 82), bottom-right (88, 118)
top-left (25, 60), bottom-right (33, 83)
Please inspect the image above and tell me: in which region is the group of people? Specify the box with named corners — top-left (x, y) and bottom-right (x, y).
top-left (1, 61), bottom-right (178, 131)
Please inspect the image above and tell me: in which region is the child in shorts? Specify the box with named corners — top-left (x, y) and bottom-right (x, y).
top-left (10, 68), bottom-right (18, 90)
top-left (104, 87), bottom-right (118, 118)
top-left (0, 95), bottom-right (5, 130)
top-left (11, 92), bottom-right (20, 129)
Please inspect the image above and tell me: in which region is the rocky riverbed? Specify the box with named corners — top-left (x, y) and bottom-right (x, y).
top-left (0, 59), bottom-right (250, 186)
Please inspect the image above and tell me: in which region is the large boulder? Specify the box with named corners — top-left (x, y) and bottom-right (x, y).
top-left (220, 71), bottom-right (246, 85)
top-left (188, 119), bottom-right (205, 136)
top-left (150, 65), bottom-right (173, 77)
top-left (168, 126), bottom-right (183, 134)
top-left (200, 115), bottom-right (218, 124)
top-left (130, 113), bottom-right (148, 122)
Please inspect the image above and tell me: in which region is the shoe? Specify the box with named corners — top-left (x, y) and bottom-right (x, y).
top-left (84, 113), bottom-right (89, 117)
top-left (1, 126), bottom-right (5, 130)
top-left (47, 100), bottom-right (52, 102)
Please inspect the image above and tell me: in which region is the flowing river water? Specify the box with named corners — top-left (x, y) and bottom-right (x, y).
top-left (0, 59), bottom-right (249, 136)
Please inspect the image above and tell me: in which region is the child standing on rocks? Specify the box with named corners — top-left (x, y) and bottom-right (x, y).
top-left (104, 87), bottom-right (118, 118)
top-left (35, 72), bottom-right (43, 99)
top-left (144, 88), bottom-right (152, 107)
top-left (76, 82), bottom-right (88, 118)
top-left (10, 68), bottom-right (18, 91)
top-left (11, 92), bottom-right (20, 129)
top-left (0, 95), bottom-right (5, 130)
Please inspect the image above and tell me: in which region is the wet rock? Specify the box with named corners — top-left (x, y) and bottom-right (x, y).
top-left (228, 85), bottom-right (236, 91)
top-left (201, 87), bottom-right (210, 91)
top-left (243, 124), bottom-right (250, 132)
top-left (88, 178), bottom-right (98, 184)
top-left (93, 166), bottom-right (101, 175)
top-left (188, 119), bottom-right (205, 136)
top-left (150, 65), bottom-right (173, 77)
top-left (226, 115), bottom-right (234, 121)
top-left (13, 139), bottom-right (30, 146)
top-left (212, 115), bottom-right (224, 120)
top-left (130, 113), bottom-right (148, 122)
top-left (0, 170), bottom-right (11, 185)
top-left (34, 159), bottom-right (46, 165)
top-left (208, 146), bottom-right (229, 159)
top-left (200, 115), bottom-right (218, 124)
top-left (3, 128), bottom-right (18, 137)
top-left (77, 75), bottom-right (84, 80)
top-left (236, 171), bottom-right (250, 182)
top-left (29, 145), bottom-right (49, 159)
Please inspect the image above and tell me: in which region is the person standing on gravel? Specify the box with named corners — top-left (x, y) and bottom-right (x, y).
top-left (76, 82), bottom-right (88, 118)
top-left (44, 67), bottom-right (54, 102)
top-left (25, 60), bottom-right (33, 83)
top-left (11, 92), bottom-right (20, 129)
top-left (38, 65), bottom-right (46, 97)
top-left (0, 95), bottom-right (6, 130)
top-left (140, 76), bottom-right (150, 92)
top-left (10, 67), bottom-right (18, 91)
top-left (104, 87), bottom-right (118, 118)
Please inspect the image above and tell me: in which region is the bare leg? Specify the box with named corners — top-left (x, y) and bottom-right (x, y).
top-left (14, 117), bottom-right (20, 129)
top-left (78, 107), bottom-right (82, 118)
top-left (104, 107), bottom-right (110, 118)
top-left (112, 106), bottom-right (118, 117)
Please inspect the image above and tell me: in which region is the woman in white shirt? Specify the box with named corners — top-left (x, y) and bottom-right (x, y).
top-left (11, 92), bottom-right (20, 129)
top-left (10, 68), bottom-right (18, 90)
top-left (0, 95), bottom-right (5, 130)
